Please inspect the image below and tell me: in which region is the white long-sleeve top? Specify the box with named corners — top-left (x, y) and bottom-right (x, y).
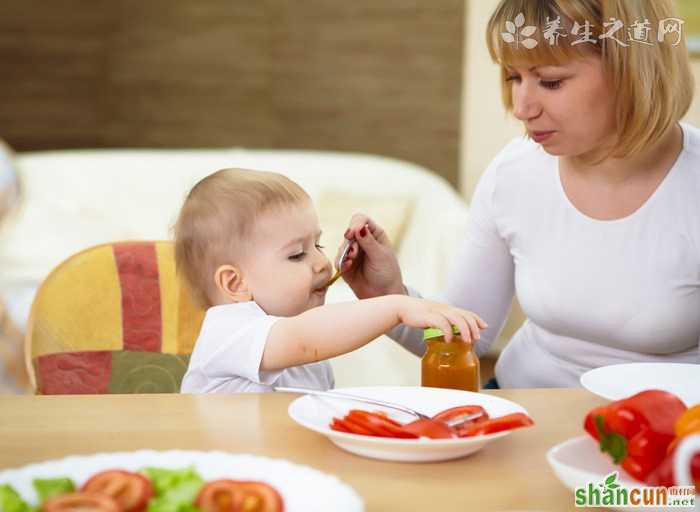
top-left (391, 122), bottom-right (700, 388)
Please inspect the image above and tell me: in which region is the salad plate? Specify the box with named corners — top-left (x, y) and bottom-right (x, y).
top-left (0, 450), bottom-right (364, 512)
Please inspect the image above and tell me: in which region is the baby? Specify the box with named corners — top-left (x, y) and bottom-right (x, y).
top-left (176, 168), bottom-right (486, 393)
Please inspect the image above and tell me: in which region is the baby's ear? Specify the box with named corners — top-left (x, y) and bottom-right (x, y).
top-left (214, 264), bottom-right (252, 303)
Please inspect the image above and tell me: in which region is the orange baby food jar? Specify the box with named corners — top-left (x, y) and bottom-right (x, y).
top-left (421, 326), bottom-right (480, 392)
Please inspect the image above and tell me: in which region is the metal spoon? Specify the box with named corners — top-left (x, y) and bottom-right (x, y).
top-left (274, 386), bottom-right (483, 427)
top-left (322, 238), bottom-right (352, 288)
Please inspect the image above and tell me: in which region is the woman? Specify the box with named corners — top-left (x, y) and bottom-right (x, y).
top-left (338, 0), bottom-right (699, 387)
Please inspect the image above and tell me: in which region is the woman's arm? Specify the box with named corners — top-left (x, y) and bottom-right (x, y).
top-left (444, 214), bottom-right (515, 357)
top-left (261, 295), bottom-right (486, 370)
top-left (445, 156), bottom-right (515, 357)
top-left (336, 148), bottom-right (517, 359)
top-left (387, 161), bottom-right (516, 358)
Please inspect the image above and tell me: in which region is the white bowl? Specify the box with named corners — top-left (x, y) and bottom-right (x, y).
top-left (546, 436), bottom-right (683, 512)
top-left (580, 363), bottom-right (700, 406)
top-left (287, 386), bottom-right (530, 462)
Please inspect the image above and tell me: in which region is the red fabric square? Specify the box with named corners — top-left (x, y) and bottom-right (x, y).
top-left (114, 243), bottom-right (162, 352)
top-left (37, 351), bottom-right (112, 394)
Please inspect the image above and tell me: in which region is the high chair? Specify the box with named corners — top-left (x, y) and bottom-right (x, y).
top-left (25, 241), bottom-right (205, 394)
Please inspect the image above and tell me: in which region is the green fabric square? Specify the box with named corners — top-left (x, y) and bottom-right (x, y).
top-left (108, 351), bottom-right (190, 393)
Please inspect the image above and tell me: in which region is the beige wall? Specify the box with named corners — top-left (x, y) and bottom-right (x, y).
top-left (0, 1), bottom-right (464, 187)
top-left (461, 0), bottom-right (521, 199)
top-left (460, 0), bottom-right (700, 199)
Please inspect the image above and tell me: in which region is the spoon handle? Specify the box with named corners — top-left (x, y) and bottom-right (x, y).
top-left (322, 239), bottom-right (353, 289)
top-left (324, 271), bottom-right (343, 288)
top-left (444, 411), bottom-right (484, 427)
top-left (274, 386), bottom-right (427, 419)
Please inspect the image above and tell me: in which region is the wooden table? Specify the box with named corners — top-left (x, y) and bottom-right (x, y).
top-left (0, 389), bottom-right (607, 511)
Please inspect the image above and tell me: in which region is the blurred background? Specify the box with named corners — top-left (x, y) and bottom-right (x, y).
top-left (2, 0), bottom-right (700, 394)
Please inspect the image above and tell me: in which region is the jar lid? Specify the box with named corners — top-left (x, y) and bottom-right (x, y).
top-left (423, 325), bottom-right (460, 340)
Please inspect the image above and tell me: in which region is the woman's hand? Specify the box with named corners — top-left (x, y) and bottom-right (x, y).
top-left (337, 214), bottom-right (406, 299)
top-left (395, 295), bottom-right (488, 343)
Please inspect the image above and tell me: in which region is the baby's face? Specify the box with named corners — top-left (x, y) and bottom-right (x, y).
top-left (240, 201), bottom-right (332, 316)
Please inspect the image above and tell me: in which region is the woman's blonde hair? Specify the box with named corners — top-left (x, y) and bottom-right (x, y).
top-left (174, 168), bottom-right (310, 307)
top-left (486, 0), bottom-right (694, 160)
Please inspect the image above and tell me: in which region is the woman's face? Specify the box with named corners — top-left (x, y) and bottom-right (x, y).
top-left (506, 55), bottom-right (617, 159)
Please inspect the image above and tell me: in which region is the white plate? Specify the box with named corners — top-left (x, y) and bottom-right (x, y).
top-left (580, 363), bottom-right (700, 405)
top-left (287, 386), bottom-right (530, 462)
top-left (0, 450), bottom-right (364, 512)
top-left (547, 436), bottom-right (695, 512)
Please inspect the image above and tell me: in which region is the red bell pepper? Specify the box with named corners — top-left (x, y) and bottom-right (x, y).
top-left (646, 405), bottom-right (700, 487)
top-left (583, 390), bottom-right (687, 482)
top-left (645, 447), bottom-right (700, 488)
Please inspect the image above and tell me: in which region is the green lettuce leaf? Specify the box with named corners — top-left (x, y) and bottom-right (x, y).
top-left (32, 478), bottom-right (75, 502)
top-left (141, 467), bottom-right (203, 512)
top-left (0, 484), bottom-right (32, 512)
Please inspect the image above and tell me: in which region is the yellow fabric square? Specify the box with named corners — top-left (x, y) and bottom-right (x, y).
top-left (156, 242), bottom-right (204, 355)
top-left (29, 244), bottom-right (122, 359)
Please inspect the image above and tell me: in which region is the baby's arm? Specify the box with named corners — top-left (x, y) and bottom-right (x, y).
top-left (261, 295), bottom-right (486, 371)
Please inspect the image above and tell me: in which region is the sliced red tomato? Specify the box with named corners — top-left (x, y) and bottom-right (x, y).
top-left (80, 469), bottom-right (153, 512)
top-left (332, 415), bottom-right (381, 436)
top-left (330, 418), bottom-right (354, 433)
top-left (349, 410), bottom-right (403, 427)
top-left (330, 411), bottom-right (418, 438)
top-left (338, 415), bottom-right (378, 436)
top-left (402, 418), bottom-right (456, 439)
top-left (457, 412), bottom-right (534, 437)
top-left (432, 405), bottom-right (489, 436)
top-left (431, 405), bottom-right (489, 424)
top-left (346, 410), bottom-right (417, 439)
top-left (42, 492), bottom-right (121, 512)
top-left (329, 408), bottom-right (530, 440)
top-left (195, 479), bottom-right (283, 512)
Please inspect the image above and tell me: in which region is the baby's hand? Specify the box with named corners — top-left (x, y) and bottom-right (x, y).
top-left (396, 296), bottom-right (487, 343)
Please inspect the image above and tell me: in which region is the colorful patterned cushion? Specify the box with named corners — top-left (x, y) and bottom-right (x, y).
top-left (27, 241), bottom-right (205, 394)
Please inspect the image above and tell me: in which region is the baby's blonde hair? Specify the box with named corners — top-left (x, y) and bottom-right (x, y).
top-left (174, 168), bottom-right (310, 307)
top-left (486, 0), bottom-right (694, 162)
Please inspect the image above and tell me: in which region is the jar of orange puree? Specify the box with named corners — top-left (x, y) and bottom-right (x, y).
top-left (421, 326), bottom-right (480, 392)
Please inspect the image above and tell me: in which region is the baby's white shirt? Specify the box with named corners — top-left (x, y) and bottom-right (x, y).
top-left (180, 301), bottom-right (334, 393)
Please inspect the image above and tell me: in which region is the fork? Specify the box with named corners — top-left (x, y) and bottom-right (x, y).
top-left (274, 386), bottom-right (483, 427)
